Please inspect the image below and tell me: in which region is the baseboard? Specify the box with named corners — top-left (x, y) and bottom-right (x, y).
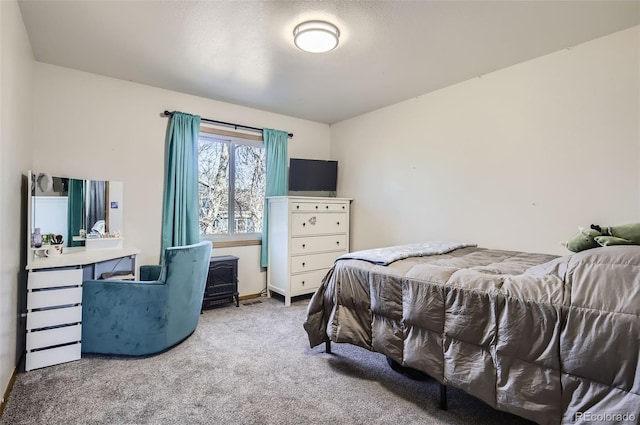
top-left (239, 293), bottom-right (262, 301)
top-left (0, 367), bottom-right (18, 419)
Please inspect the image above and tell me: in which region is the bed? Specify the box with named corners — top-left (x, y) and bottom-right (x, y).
top-left (303, 243), bottom-right (640, 425)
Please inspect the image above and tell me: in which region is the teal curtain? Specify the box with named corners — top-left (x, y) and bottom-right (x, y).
top-left (260, 129), bottom-right (289, 268)
top-left (161, 111), bottom-right (202, 254)
top-left (67, 179), bottom-right (85, 247)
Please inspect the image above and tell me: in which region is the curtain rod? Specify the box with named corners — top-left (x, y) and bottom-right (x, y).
top-left (162, 110), bottom-right (293, 138)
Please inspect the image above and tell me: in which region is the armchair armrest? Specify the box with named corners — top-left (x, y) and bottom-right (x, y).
top-left (140, 265), bottom-right (162, 281)
top-left (83, 278), bottom-right (164, 287)
top-left (82, 279), bottom-right (167, 308)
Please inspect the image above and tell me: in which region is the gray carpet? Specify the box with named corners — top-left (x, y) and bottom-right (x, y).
top-left (1, 296), bottom-right (533, 425)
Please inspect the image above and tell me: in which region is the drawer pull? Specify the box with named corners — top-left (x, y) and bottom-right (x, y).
top-left (302, 244), bottom-right (306, 248)
top-left (337, 221), bottom-right (340, 226)
top-left (301, 281), bottom-right (305, 286)
top-left (342, 205), bottom-right (345, 209)
top-left (302, 262), bottom-right (306, 267)
top-left (326, 205), bottom-right (329, 209)
top-left (315, 205), bottom-right (319, 209)
top-left (296, 205), bottom-right (300, 209)
top-left (302, 223), bottom-right (306, 227)
top-left (336, 241), bottom-right (340, 245)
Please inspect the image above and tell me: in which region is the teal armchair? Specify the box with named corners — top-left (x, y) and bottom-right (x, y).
top-left (82, 241), bottom-right (212, 356)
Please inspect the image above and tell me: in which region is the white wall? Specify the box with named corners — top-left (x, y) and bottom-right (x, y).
top-left (0, 0), bottom-right (34, 404)
top-left (31, 63), bottom-right (331, 296)
top-left (331, 26), bottom-right (640, 255)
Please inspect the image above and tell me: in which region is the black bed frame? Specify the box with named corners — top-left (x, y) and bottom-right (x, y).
top-left (324, 341), bottom-right (448, 410)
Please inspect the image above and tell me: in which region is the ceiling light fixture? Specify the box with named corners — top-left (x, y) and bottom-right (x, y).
top-left (293, 20), bottom-right (340, 53)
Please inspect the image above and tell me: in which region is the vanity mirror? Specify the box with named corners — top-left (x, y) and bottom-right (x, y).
top-left (28, 171), bottom-right (124, 249)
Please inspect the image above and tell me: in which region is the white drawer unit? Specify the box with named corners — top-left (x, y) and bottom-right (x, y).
top-left (25, 268), bottom-right (83, 371)
top-left (267, 196), bottom-right (351, 306)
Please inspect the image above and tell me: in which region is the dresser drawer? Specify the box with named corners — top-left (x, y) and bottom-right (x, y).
top-left (291, 212), bottom-right (348, 236)
top-left (28, 268), bottom-right (82, 290)
top-left (27, 305), bottom-right (82, 331)
top-left (291, 269), bottom-right (329, 295)
top-left (25, 343), bottom-right (81, 371)
top-left (291, 251), bottom-right (344, 274)
top-left (324, 202), bottom-right (349, 212)
top-left (291, 201), bottom-right (349, 213)
top-left (291, 234), bottom-right (347, 255)
top-left (27, 287), bottom-right (82, 310)
top-left (26, 324), bottom-right (82, 351)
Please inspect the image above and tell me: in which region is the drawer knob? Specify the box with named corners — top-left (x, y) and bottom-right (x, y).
top-left (302, 223), bottom-right (306, 227)
top-left (315, 205), bottom-right (318, 209)
top-left (336, 241), bottom-right (340, 245)
top-left (342, 205), bottom-right (345, 209)
top-left (302, 244), bottom-right (306, 248)
top-left (326, 205), bottom-right (329, 209)
top-left (337, 221), bottom-right (340, 226)
top-left (302, 262), bottom-right (306, 267)
top-left (302, 281), bottom-right (305, 286)
top-left (296, 205), bottom-right (300, 209)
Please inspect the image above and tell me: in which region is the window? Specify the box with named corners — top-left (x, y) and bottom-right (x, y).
top-left (198, 132), bottom-right (265, 240)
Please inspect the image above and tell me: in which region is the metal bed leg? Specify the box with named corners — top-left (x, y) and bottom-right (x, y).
top-left (439, 383), bottom-right (447, 410)
top-left (325, 340), bottom-right (332, 354)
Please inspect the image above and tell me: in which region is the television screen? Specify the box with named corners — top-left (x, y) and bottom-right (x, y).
top-left (289, 158), bottom-right (338, 192)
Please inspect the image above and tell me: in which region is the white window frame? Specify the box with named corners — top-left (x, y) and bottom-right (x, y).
top-left (198, 130), bottom-right (265, 244)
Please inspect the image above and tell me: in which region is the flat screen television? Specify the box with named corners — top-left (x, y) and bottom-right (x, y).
top-left (289, 158), bottom-right (338, 192)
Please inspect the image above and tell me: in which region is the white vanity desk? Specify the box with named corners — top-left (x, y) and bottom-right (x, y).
top-left (25, 246), bottom-right (140, 371)
top-left (27, 246), bottom-right (140, 276)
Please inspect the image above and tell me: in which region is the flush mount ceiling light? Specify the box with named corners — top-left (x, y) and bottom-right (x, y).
top-left (293, 20), bottom-right (340, 53)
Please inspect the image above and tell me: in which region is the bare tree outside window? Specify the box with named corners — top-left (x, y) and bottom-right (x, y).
top-left (198, 133), bottom-right (265, 238)
top-left (234, 144), bottom-right (265, 233)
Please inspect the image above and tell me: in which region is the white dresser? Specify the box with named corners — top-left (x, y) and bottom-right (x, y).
top-left (266, 196), bottom-right (351, 306)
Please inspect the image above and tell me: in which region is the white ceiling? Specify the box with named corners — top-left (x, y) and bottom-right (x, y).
top-left (18, 1), bottom-right (640, 124)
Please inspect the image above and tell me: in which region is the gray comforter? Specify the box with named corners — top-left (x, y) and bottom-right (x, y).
top-left (304, 246), bottom-right (640, 425)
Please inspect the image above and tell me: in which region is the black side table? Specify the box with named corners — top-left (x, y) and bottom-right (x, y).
top-left (202, 255), bottom-right (239, 310)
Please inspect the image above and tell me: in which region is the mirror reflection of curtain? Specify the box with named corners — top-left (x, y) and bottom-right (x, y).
top-left (87, 181), bottom-right (106, 233)
top-left (67, 179), bottom-right (85, 247)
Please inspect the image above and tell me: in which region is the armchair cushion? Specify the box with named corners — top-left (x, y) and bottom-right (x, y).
top-left (82, 241), bottom-right (212, 356)
top-left (140, 264), bottom-right (162, 281)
